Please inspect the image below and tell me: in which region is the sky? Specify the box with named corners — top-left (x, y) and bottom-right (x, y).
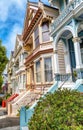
top-left (0, 0), bottom-right (49, 58)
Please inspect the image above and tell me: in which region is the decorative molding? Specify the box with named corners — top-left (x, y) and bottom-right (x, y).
top-left (53, 50), bottom-right (58, 54)
top-left (72, 37), bottom-right (80, 43)
top-left (51, 0), bottom-right (83, 35)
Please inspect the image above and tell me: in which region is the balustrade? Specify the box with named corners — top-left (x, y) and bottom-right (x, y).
top-left (54, 73), bottom-right (71, 81)
top-left (51, 0), bottom-right (83, 32)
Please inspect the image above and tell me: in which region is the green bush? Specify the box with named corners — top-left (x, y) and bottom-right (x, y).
top-left (28, 89), bottom-right (83, 130)
top-left (4, 93), bottom-right (11, 99)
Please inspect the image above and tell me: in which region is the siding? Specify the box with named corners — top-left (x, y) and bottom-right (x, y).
top-left (57, 41), bottom-right (66, 74)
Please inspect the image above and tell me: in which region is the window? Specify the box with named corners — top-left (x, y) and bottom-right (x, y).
top-left (44, 57), bottom-right (53, 82)
top-left (65, 0), bottom-right (68, 5)
top-left (19, 75), bottom-right (21, 83)
top-left (36, 60), bottom-right (41, 82)
top-left (34, 26), bottom-right (39, 47)
top-left (80, 39), bottom-right (83, 64)
top-left (23, 74), bottom-right (26, 83)
top-left (42, 22), bottom-right (50, 42)
top-left (23, 52), bottom-right (28, 59)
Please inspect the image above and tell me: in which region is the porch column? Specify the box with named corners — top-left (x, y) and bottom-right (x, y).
top-left (53, 49), bottom-right (59, 74)
top-left (72, 37), bottom-right (83, 79)
top-left (72, 37), bottom-right (82, 69)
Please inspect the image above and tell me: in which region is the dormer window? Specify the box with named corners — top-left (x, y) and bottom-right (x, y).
top-left (42, 21), bottom-right (50, 42)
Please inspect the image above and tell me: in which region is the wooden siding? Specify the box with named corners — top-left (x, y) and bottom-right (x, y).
top-left (57, 41), bottom-right (66, 74)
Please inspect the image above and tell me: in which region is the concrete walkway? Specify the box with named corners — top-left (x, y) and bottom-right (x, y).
top-left (0, 126), bottom-right (20, 130)
top-left (0, 107), bottom-right (20, 129)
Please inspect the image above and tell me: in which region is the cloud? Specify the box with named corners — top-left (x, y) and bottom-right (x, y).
top-left (0, 0), bottom-right (27, 22)
top-left (3, 23), bottom-right (22, 58)
top-left (0, 0), bottom-right (27, 57)
top-left (0, 0), bottom-right (49, 58)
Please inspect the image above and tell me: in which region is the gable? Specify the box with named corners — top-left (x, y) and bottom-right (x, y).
top-left (23, 2), bottom-right (38, 35)
top-left (14, 35), bottom-right (22, 57)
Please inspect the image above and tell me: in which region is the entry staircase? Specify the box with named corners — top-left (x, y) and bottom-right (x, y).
top-left (8, 74), bottom-right (82, 117)
top-left (7, 85), bottom-right (51, 115)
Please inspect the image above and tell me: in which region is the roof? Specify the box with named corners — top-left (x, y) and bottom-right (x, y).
top-left (28, 1), bottom-right (58, 10)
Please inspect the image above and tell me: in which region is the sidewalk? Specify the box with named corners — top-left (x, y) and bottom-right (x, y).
top-left (0, 107), bottom-right (20, 129)
top-left (0, 126), bottom-right (20, 130)
top-left (0, 107), bottom-right (7, 118)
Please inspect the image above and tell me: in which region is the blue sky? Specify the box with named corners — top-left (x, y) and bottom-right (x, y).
top-left (0, 0), bottom-right (49, 58)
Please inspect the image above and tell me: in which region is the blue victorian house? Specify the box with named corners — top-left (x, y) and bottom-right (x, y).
top-left (49, 0), bottom-right (83, 81)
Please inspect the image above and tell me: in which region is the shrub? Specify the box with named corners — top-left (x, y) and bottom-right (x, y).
top-left (28, 89), bottom-right (83, 130)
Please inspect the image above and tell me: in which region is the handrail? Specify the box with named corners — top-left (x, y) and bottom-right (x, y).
top-left (54, 73), bottom-right (72, 89)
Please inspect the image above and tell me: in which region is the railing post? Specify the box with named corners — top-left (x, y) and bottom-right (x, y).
top-left (20, 107), bottom-right (26, 130)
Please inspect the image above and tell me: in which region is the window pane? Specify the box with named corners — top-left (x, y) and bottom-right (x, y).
top-left (42, 22), bottom-right (49, 32)
top-left (80, 39), bottom-right (83, 64)
top-left (35, 37), bottom-right (39, 47)
top-left (42, 22), bottom-right (50, 42)
top-left (34, 27), bottom-right (39, 38)
top-left (34, 27), bottom-right (39, 47)
top-left (23, 74), bottom-right (26, 83)
top-left (42, 31), bottom-right (50, 42)
top-left (36, 61), bottom-right (41, 82)
top-left (44, 57), bottom-right (53, 82)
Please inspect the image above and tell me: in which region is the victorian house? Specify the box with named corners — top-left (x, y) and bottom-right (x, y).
top-left (7, 35), bottom-right (28, 94)
top-left (7, 51), bottom-right (14, 94)
top-left (13, 34), bottom-right (27, 93)
top-left (48, 0), bottom-right (83, 82)
top-left (7, 1), bottom-right (59, 115)
top-left (22, 1), bottom-right (59, 90)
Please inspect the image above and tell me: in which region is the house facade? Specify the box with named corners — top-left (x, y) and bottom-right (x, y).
top-left (7, 35), bottom-right (28, 94)
top-left (7, 51), bottom-right (14, 94)
top-left (22, 1), bottom-right (59, 90)
top-left (48, 0), bottom-right (83, 81)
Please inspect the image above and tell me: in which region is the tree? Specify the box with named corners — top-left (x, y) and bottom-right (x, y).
top-left (28, 89), bottom-right (83, 130)
top-left (0, 40), bottom-right (8, 90)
